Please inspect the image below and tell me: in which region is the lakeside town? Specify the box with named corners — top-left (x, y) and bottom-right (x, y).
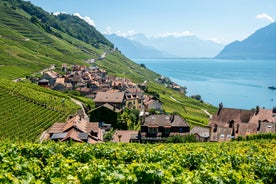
top-left (35, 64), bottom-right (276, 144)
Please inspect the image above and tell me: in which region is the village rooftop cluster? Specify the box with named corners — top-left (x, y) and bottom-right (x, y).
top-left (37, 65), bottom-right (276, 143)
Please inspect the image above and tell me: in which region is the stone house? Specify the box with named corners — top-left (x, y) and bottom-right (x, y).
top-left (208, 104), bottom-right (276, 142)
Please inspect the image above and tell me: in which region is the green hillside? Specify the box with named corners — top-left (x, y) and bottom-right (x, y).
top-left (0, 0), bottom-right (106, 79)
top-left (0, 0), bottom-right (217, 141)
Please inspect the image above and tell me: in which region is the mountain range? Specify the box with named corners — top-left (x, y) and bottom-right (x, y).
top-left (216, 22), bottom-right (276, 59)
top-left (105, 33), bottom-right (225, 59)
top-left (104, 34), bottom-right (172, 59)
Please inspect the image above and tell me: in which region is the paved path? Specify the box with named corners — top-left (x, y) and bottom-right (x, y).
top-left (70, 98), bottom-right (89, 121)
top-left (201, 109), bottom-right (212, 118)
top-left (170, 96), bottom-right (212, 118)
top-left (13, 64), bottom-right (56, 82)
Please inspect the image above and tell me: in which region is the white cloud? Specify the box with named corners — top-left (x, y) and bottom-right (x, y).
top-left (53, 12), bottom-right (66, 16)
top-left (208, 37), bottom-right (226, 44)
top-left (155, 31), bottom-right (194, 38)
top-left (73, 13), bottom-right (96, 27)
top-left (102, 28), bottom-right (135, 37)
top-left (256, 13), bottom-right (274, 22)
top-left (103, 27), bottom-right (112, 35)
top-left (115, 30), bottom-right (135, 37)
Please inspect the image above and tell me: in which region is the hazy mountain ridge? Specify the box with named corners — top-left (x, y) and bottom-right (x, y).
top-left (104, 34), bottom-right (173, 58)
top-left (128, 33), bottom-right (224, 58)
top-left (216, 22), bottom-right (276, 59)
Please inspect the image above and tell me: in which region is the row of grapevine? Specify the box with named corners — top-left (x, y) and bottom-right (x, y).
top-left (0, 79), bottom-right (80, 113)
top-left (0, 79), bottom-right (81, 141)
top-left (0, 140), bottom-right (275, 183)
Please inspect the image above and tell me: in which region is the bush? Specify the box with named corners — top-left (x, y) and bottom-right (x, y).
top-left (165, 135), bottom-right (198, 143)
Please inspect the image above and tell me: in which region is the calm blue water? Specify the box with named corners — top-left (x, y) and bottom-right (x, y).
top-left (133, 58), bottom-right (276, 110)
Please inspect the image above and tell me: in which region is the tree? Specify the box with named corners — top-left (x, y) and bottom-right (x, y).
top-left (191, 94), bottom-right (203, 102)
top-left (140, 63), bottom-right (147, 69)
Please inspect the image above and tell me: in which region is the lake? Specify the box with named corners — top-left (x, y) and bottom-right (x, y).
top-left (133, 58), bottom-right (276, 110)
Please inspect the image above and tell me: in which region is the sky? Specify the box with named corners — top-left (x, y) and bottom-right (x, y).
top-left (28, 0), bottom-right (276, 44)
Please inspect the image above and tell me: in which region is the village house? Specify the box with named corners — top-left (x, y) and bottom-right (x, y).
top-left (52, 77), bottom-right (73, 91)
top-left (140, 114), bottom-right (190, 142)
top-left (143, 95), bottom-right (163, 114)
top-left (44, 115), bottom-right (103, 144)
top-left (37, 79), bottom-right (49, 88)
top-left (208, 103), bottom-right (276, 142)
top-left (41, 71), bottom-right (59, 87)
top-left (94, 91), bottom-right (126, 110)
top-left (112, 130), bottom-right (139, 143)
top-left (190, 126), bottom-right (210, 142)
top-left (89, 103), bottom-right (121, 128)
top-left (125, 87), bottom-right (144, 110)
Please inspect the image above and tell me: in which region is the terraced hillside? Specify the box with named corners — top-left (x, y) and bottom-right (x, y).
top-left (0, 0), bottom-right (217, 142)
top-left (0, 79), bottom-right (80, 141)
top-left (0, 0), bottom-right (105, 79)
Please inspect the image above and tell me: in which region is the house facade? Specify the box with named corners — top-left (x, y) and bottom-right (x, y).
top-left (89, 103), bottom-right (121, 128)
top-left (190, 126), bottom-right (210, 142)
top-left (140, 114), bottom-right (190, 140)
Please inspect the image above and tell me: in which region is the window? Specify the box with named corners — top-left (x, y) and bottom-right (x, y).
top-left (148, 127), bottom-right (158, 134)
top-left (220, 134), bottom-right (225, 139)
top-left (164, 128), bottom-right (170, 134)
top-left (179, 127), bottom-right (183, 133)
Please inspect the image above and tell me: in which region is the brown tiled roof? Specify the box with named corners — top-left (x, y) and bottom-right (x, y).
top-left (209, 107), bottom-right (276, 141)
top-left (249, 108), bottom-right (276, 124)
top-left (47, 115), bottom-right (102, 144)
top-left (89, 103), bottom-right (121, 113)
top-left (126, 87), bottom-right (143, 93)
top-left (48, 123), bottom-right (66, 133)
top-left (63, 115), bottom-right (87, 132)
top-left (112, 130), bottom-right (138, 143)
top-left (87, 122), bottom-right (99, 133)
top-left (190, 126), bottom-right (209, 138)
top-left (44, 71), bottom-right (58, 78)
top-left (209, 108), bottom-right (254, 127)
top-left (61, 128), bottom-right (83, 142)
top-left (144, 115), bottom-right (189, 127)
top-left (94, 92), bottom-right (125, 103)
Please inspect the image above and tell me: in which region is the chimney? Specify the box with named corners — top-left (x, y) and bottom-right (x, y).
top-left (229, 120), bottom-right (234, 128)
top-left (170, 114), bottom-right (175, 123)
top-left (213, 124), bottom-right (218, 133)
top-left (257, 120), bottom-right (261, 131)
top-left (217, 102), bottom-right (223, 115)
top-left (255, 106), bottom-right (260, 115)
top-left (118, 134), bottom-right (122, 142)
top-left (273, 107), bottom-right (276, 113)
top-left (235, 124), bottom-right (240, 133)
